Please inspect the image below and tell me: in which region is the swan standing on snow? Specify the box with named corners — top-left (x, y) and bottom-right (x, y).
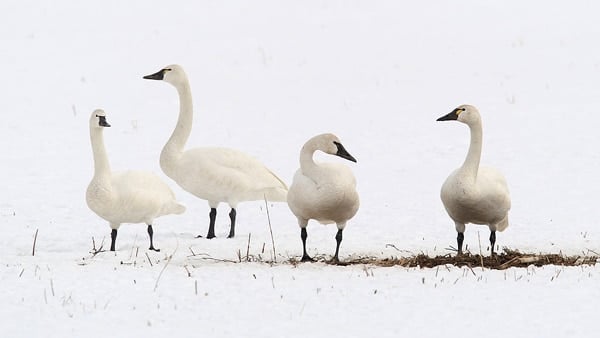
top-left (86, 109), bottom-right (186, 251)
top-left (437, 105), bottom-right (511, 256)
top-left (287, 133), bottom-right (360, 262)
top-left (143, 65), bottom-right (288, 239)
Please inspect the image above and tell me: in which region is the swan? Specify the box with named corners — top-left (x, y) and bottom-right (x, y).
top-left (437, 104), bottom-right (511, 256)
top-left (287, 133), bottom-right (360, 263)
top-left (143, 64), bottom-right (288, 239)
top-left (86, 109), bottom-right (186, 252)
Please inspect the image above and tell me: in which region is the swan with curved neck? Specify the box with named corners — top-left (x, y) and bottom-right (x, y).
top-left (86, 109), bottom-right (186, 251)
top-left (143, 64), bottom-right (288, 239)
top-left (287, 133), bottom-right (360, 263)
top-left (437, 104), bottom-right (511, 256)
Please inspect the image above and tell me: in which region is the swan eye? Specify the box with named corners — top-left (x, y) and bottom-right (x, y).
top-left (456, 108), bottom-right (466, 116)
top-left (164, 68), bottom-right (172, 72)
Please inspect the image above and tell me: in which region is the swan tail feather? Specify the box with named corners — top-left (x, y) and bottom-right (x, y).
top-left (266, 168), bottom-right (289, 191)
top-left (257, 167), bottom-right (288, 203)
top-left (496, 215), bottom-right (509, 232)
top-left (262, 187), bottom-right (288, 202)
top-left (170, 202), bottom-right (186, 215)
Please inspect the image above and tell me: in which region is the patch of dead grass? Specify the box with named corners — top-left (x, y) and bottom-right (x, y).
top-left (287, 248), bottom-right (598, 270)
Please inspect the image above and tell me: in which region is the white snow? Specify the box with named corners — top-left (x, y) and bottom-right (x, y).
top-left (1, 1), bottom-right (599, 337)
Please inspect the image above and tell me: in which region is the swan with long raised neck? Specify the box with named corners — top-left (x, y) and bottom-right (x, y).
top-left (143, 65), bottom-right (288, 239)
top-left (437, 104), bottom-right (511, 256)
top-left (86, 109), bottom-right (186, 251)
top-left (287, 133), bottom-right (359, 263)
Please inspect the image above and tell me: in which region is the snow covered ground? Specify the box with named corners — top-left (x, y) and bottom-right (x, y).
top-left (1, 1), bottom-right (599, 337)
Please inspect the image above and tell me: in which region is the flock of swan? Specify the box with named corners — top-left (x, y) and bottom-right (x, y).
top-left (86, 64), bottom-right (511, 262)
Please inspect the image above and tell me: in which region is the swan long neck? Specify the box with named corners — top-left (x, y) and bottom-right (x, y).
top-left (299, 141), bottom-right (319, 175)
top-left (461, 120), bottom-right (483, 179)
top-left (90, 128), bottom-right (111, 180)
top-left (160, 80), bottom-right (193, 175)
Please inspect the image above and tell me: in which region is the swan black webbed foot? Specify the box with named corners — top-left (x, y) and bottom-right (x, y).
top-left (300, 227), bottom-right (314, 262)
top-left (328, 256), bottom-right (341, 265)
top-left (301, 254), bottom-right (315, 262)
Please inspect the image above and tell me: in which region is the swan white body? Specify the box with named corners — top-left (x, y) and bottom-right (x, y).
top-left (287, 133), bottom-right (359, 262)
top-left (437, 105), bottom-right (511, 255)
top-left (143, 65), bottom-right (288, 239)
top-left (86, 109), bottom-right (185, 251)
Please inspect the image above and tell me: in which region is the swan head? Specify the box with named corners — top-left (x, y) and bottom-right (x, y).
top-left (437, 104), bottom-right (480, 125)
top-left (143, 64), bottom-right (188, 87)
top-left (311, 133), bottom-right (357, 163)
top-left (90, 109), bottom-right (111, 129)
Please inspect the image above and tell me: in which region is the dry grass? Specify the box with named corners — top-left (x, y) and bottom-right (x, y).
top-left (287, 248), bottom-right (599, 270)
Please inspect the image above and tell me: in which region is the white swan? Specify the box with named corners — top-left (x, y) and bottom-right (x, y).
top-left (143, 65), bottom-right (288, 239)
top-left (86, 109), bottom-right (186, 251)
top-left (437, 104), bottom-right (511, 256)
top-left (287, 133), bottom-right (360, 262)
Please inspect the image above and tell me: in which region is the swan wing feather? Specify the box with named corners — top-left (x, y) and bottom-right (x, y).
top-left (173, 147), bottom-right (287, 203)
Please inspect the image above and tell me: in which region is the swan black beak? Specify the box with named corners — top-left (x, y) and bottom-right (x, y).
top-left (143, 69), bottom-right (166, 81)
top-left (334, 141), bottom-right (357, 163)
top-left (437, 108), bottom-right (461, 121)
top-left (99, 116), bottom-right (111, 127)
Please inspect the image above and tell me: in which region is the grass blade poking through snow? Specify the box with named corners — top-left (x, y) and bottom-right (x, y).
top-left (153, 234), bottom-right (179, 292)
top-left (264, 194), bottom-right (276, 263)
top-left (32, 228), bottom-right (39, 256)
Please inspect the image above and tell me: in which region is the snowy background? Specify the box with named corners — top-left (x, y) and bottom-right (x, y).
top-left (1, 0), bottom-right (599, 337)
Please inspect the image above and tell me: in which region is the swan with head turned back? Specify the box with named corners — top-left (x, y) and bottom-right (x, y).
top-left (437, 104), bottom-right (511, 256)
top-left (143, 64), bottom-right (288, 239)
top-left (287, 133), bottom-right (359, 263)
top-left (86, 109), bottom-right (186, 252)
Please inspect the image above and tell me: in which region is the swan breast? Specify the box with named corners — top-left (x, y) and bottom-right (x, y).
top-left (288, 163), bottom-right (359, 224)
top-left (441, 166), bottom-right (510, 225)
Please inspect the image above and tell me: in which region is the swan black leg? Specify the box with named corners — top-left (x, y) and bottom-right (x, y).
top-left (457, 232), bottom-right (464, 255)
top-left (489, 231), bottom-right (496, 256)
top-left (227, 208), bottom-right (237, 238)
top-left (147, 225), bottom-right (160, 252)
top-left (110, 229), bottom-right (117, 251)
top-left (301, 228), bottom-right (313, 262)
top-left (206, 208), bottom-right (217, 239)
top-left (332, 229), bottom-right (343, 263)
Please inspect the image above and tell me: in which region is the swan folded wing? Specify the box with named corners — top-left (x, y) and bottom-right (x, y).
top-left (478, 167), bottom-right (511, 212)
top-left (178, 147), bottom-right (288, 202)
top-left (204, 147), bottom-right (287, 188)
top-left (319, 163), bottom-right (357, 187)
top-left (111, 171), bottom-right (180, 222)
